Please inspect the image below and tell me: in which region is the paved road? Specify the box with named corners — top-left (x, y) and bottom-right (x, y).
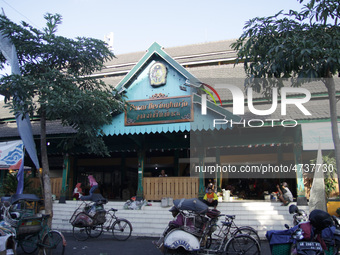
top-left (16, 232), bottom-right (271, 255)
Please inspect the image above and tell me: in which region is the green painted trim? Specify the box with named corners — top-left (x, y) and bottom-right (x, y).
top-left (296, 118), bottom-right (334, 123)
top-left (294, 143), bottom-right (305, 197)
top-left (0, 116), bottom-right (40, 123)
top-left (61, 154), bottom-right (70, 197)
top-left (198, 148), bottom-right (206, 199)
top-left (136, 149), bottom-right (145, 199)
top-left (246, 118), bottom-right (338, 128)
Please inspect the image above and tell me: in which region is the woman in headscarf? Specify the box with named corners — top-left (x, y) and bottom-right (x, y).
top-left (73, 183), bottom-right (83, 200)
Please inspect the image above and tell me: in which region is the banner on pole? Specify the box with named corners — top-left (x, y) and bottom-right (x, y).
top-left (0, 140), bottom-right (24, 169)
top-left (0, 14), bottom-right (40, 170)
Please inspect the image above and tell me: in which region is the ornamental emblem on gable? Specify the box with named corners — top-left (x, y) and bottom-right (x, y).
top-left (149, 62), bottom-right (167, 86)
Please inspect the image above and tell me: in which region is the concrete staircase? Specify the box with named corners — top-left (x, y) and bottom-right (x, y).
top-left (52, 200), bottom-right (308, 240)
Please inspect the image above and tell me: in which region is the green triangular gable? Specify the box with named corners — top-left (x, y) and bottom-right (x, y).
top-left (116, 42), bottom-right (201, 92)
top-left (102, 42), bottom-right (240, 136)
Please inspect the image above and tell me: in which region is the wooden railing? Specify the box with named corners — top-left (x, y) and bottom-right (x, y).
top-left (143, 177), bottom-right (199, 201)
top-left (31, 177), bottom-right (63, 199)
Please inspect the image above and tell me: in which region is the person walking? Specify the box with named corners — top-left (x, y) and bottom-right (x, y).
top-left (88, 175), bottom-right (98, 195)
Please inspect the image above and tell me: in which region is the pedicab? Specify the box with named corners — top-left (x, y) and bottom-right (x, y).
top-left (70, 193), bottom-right (132, 241)
top-left (0, 193), bottom-right (66, 254)
top-left (156, 198), bottom-right (261, 254)
top-left (69, 194), bottom-right (107, 240)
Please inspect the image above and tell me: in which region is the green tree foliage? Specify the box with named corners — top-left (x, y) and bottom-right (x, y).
top-left (310, 155), bottom-right (337, 199)
top-left (0, 13), bottom-right (125, 155)
top-left (0, 13), bottom-right (125, 222)
top-left (231, 0), bottom-right (340, 189)
top-left (2, 172), bottom-right (41, 196)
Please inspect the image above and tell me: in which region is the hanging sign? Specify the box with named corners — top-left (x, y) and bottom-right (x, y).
top-left (125, 94), bottom-right (193, 126)
top-left (0, 140), bottom-right (24, 169)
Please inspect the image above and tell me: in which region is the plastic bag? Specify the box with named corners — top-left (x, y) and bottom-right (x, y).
top-left (123, 199), bottom-right (147, 210)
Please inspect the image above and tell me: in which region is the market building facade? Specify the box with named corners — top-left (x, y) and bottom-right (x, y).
top-left (0, 40), bottom-right (339, 202)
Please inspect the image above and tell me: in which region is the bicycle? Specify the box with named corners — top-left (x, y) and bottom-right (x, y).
top-left (84, 208), bottom-right (133, 241)
top-left (70, 194), bottom-right (132, 241)
top-left (1, 194), bottom-right (66, 255)
top-left (18, 214), bottom-right (66, 254)
top-left (206, 214), bottom-right (260, 249)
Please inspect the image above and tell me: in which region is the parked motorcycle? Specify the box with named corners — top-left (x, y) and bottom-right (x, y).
top-left (267, 208), bottom-right (335, 255)
top-left (330, 215), bottom-right (340, 252)
top-left (288, 204), bottom-right (308, 226)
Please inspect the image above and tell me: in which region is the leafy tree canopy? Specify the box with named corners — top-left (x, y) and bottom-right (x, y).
top-left (231, 0), bottom-right (340, 192)
top-left (231, 0), bottom-right (340, 90)
top-left (0, 13), bottom-right (125, 155)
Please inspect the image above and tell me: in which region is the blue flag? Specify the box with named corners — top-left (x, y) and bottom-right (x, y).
top-left (0, 14), bottom-right (40, 194)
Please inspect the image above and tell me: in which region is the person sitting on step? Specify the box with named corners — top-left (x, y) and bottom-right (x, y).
top-left (203, 187), bottom-right (218, 209)
top-left (277, 182), bottom-right (293, 206)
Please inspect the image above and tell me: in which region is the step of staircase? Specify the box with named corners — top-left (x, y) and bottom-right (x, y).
top-left (51, 200), bottom-right (309, 239)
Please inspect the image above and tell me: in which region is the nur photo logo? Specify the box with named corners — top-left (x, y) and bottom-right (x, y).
top-left (199, 83), bottom-right (312, 128)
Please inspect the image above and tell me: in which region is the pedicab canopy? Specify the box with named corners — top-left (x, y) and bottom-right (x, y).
top-left (0, 194), bottom-right (40, 204)
top-left (80, 193), bottom-right (108, 205)
top-left (173, 198), bottom-right (208, 214)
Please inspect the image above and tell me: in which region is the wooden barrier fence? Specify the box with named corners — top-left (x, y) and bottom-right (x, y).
top-left (143, 177), bottom-right (199, 201)
top-left (31, 177), bottom-right (63, 199)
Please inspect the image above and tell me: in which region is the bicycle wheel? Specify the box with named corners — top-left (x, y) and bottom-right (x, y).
top-left (86, 224), bottom-right (103, 238)
top-left (20, 234), bottom-right (39, 254)
top-left (42, 230), bottom-right (65, 255)
top-left (112, 219), bottom-right (132, 241)
top-left (73, 226), bottom-right (89, 241)
top-left (232, 226), bottom-right (260, 245)
top-left (225, 234), bottom-right (260, 255)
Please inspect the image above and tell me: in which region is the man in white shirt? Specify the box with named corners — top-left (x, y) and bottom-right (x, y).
top-left (277, 182), bottom-right (293, 206)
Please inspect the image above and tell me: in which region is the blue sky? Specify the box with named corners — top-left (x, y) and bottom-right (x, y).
top-left (1, 0), bottom-right (303, 54)
top-left (0, 0), bottom-right (304, 100)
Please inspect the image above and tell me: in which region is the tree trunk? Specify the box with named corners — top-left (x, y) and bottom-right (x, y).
top-left (40, 109), bottom-right (53, 227)
top-left (325, 76), bottom-right (340, 192)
